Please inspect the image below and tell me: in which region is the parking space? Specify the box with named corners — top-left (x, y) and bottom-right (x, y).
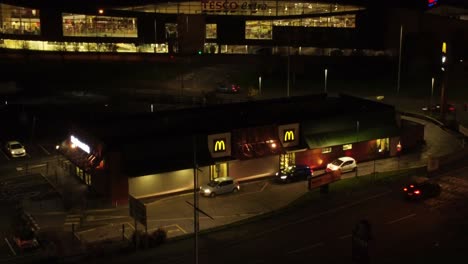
top-left (0, 173), bottom-right (61, 203)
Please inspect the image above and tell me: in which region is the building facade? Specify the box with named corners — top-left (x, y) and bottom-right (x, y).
top-left (1, 0), bottom-right (466, 59)
top-left (58, 94), bottom-right (423, 205)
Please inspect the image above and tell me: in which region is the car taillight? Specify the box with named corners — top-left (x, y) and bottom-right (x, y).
top-left (449, 106), bottom-right (455, 111)
top-left (403, 188), bottom-right (408, 192)
top-left (410, 185), bottom-right (414, 188)
top-left (414, 190), bottom-right (421, 195)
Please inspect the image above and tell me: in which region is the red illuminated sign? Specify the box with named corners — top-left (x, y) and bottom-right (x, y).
top-left (428, 0), bottom-right (438, 7)
top-left (201, 0), bottom-right (268, 13)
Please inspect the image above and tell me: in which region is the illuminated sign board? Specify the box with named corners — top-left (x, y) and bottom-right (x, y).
top-left (208, 133), bottom-right (231, 158)
top-left (213, 139), bottom-right (226, 153)
top-left (428, 0), bottom-right (438, 7)
top-left (70, 135), bottom-right (90, 154)
top-left (201, 0), bottom-right (268, 13)
top-left (278, 123), bottom-right (299, 148)
top-left (284, 129), bottom-right (295, 143)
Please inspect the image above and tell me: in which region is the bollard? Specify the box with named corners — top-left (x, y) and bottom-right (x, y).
top-left (122, 224), bottom-right (125, 241)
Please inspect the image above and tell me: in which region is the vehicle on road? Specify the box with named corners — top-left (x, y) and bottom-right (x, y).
top-left (275, 164), bottom-right (313, 183)
top-left (326, 157), bottom-right (357, 173)
top-left (216, 82), bottom-right (240, 94)
top-left (200, 177), bottom-right (240, 197)
top-left (4, 141), bottom-right (26, 158)
top-left (421, 103), bottom-right (455, 113)
top-left (402, 177), bottom-right (441, 200)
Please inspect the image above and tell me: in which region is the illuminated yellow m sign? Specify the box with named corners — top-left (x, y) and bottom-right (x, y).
top-left (214, 139), bottom-right (226, 152)
top-left (284, 130), bottom-right (295, 142)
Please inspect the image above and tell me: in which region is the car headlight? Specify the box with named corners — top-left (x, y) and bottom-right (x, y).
top-left (275, 172), bottom-right (279, 176)
top-left (280, 175), bottom-right (287, 180)
top-left (203, 189), bottom-right (211, 194)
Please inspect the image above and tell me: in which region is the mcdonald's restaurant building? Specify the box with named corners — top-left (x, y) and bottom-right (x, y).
top-left (58, 94), bottom-right (424, 206)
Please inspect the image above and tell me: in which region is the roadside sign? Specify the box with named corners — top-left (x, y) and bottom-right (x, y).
top-left (129, 195), bottom-right (147, 227)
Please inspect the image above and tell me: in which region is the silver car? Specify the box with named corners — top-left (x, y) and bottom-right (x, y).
top-left (5, 141), bottom-right (26, 158)
top-left (200, 177), bottom-right (240, 197)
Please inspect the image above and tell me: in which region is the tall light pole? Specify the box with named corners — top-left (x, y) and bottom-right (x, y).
top-left (431, 77), bottom-right (435, 107)
top-left (258, 76), bottom-right (262, 96)
top-left (397, 25), bottom-right (403, 96)
top-left (287, 46), bottom-right (290, 97)
top-left (192, 136), bottom-right (199, 264)
top-left (324, 68), bottom-right (328, 93)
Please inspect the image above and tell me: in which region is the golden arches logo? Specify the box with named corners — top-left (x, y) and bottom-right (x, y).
top-left (284, 130), bottom-right (295, 142)
top-left (214, 140), bottom-right (226, 152)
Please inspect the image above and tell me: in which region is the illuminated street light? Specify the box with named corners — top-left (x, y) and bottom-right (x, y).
top-left (98, 9), bottom-right (104, 14)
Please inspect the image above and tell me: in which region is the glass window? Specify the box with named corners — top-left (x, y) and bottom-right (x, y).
top-left (343, 144), bottom-right (352, 150)
top-left (62, 13), bottom-right (137, 38)
top-left (245, 20), bottom-right (272, 40)
top-left (322, 147), bottom-right (332, 154)
top-left (206, 23), bottom-right (217, 39)
top-left (0, 3), bottom-right (40, 35)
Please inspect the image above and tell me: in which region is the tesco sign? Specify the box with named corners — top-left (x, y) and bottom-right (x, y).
top-left (201, 1), bottom-right (268, 13)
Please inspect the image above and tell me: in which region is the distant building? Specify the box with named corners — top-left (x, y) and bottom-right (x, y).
top-left (0, 0), bottom-right (466, 60)
top-left (57, 94), bottom-right (423, 205)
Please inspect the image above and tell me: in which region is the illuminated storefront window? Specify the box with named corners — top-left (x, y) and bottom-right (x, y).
top-left (0, 39), bottom-right (168, 53)
top-left (117, 1), bottom-right (363, 17)
top-left (343, 144), bottom-right (352, 150)
top-left (322, 147), bottom-right (332, 154)
top-left (0, 4), bottom-right (40, 35)
top-left (62, 13), bottom-right (137, 38)
top-left (206, 23), bottom-right (217, 39)
top-left (273, 14), bottom-right (355, 28)
top-left (245, 20), bottom-right (272, 39)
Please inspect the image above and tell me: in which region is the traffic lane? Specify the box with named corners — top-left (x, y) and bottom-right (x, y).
top-left (194, 189), bottom-right (428, 264)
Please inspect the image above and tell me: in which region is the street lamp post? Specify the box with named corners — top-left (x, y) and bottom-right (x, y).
top-left (258, 76), bottom-right (262, 96)
top-left (324, 68), bottom-right (328, 93)
top-left (373, 149), bottom-right (382, 181)
top-left (397, 25), bottom-right (403, 96)
top-left (431, 77), bottom-right (435, 107)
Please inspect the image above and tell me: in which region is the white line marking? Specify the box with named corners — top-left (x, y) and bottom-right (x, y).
top-left (1, 151), bottom-right (9, 160)
top-left (287, 242), bottom-right (324, 254)
top-left (339, 234), bottom-right (352, 239)
top-left (175, 224), bottom-right (187, 234)
top-left (254, 191), bottom-right (392, 238)
top-left (4, 238), bottom-right (16, 256)
top-left (39, 145), bottom-right (50, 155)
top-left (260, 182), bottom-right (269, 192)
top-left (385, 213), bottom-right (416, 225)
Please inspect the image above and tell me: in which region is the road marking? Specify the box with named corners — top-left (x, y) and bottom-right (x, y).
top-left (175, 224), bottom-right (187, 234)
top-left (260, 182), bottom-right (269, 192)
top-left (385, 213), bottom-right (416, 225)
top-left (4, 238), bottom-right (16, 256)
top-left (253, 191), bottom-right (392, 238)
top-left (0, 151), bottom-right (9, 161)
top-left (338, 234), bottom-right (352, 239)
top-left (147, 212), bottom-right (262, 222)
top-left (38, 144), bottom-right (50, 155)
top-left (287, 242), bottom-right (324, 254)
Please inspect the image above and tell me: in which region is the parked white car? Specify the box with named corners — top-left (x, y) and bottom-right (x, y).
top-left (5, 141), bottom-right (26, 158)
top-left (326, 156), bottom-right (357, 173)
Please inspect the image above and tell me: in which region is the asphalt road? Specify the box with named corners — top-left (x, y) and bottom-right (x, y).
top-left (84, 165), bottom-right (468, 264)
